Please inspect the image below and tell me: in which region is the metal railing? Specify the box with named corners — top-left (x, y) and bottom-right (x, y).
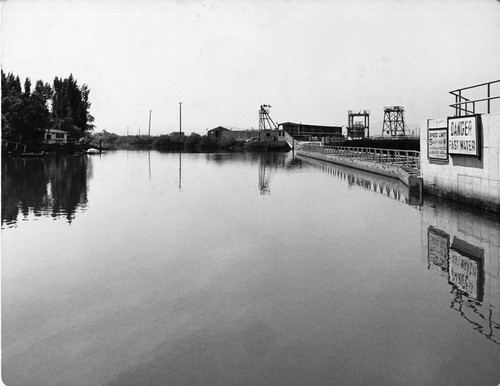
top-left (450, 80), bottom-right (500, 116)
top-left (301, 144), bottom-right (420, 171)
top-left (368, 134), bottom-right (420, 140)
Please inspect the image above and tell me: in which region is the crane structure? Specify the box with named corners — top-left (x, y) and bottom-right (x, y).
top-left (259, 105), bottom-right (278, 131)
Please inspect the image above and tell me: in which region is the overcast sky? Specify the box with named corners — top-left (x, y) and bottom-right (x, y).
top-left (2, 0), bottom-right (500, 136)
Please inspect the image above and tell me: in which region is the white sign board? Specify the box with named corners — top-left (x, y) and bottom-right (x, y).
top-left (428, 128), bottom-right (448, 160)
top-left (448, 116), bottom-right (480, 156)
top-left (428, 118), bottom-right (447, 129)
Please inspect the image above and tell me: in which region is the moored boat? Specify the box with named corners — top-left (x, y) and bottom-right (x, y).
top-left (248, 105), bottom-right (290, 151)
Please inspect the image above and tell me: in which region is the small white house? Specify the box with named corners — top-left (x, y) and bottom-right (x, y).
top-left (44, 129), bottom-right (68, 144)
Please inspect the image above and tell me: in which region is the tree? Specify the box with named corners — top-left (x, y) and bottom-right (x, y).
top-left (185, 132), bottom-right (202, 148)
top-left (1, 71), bottom-right (28, 141)
top-left (24, 78), bottom-right (31, 95)
top-left (2, 70), bottom-right (94, 146)
top-left (51, 74), bottom-right (94, 139)
top-left (2, 71), bottom-right (54, 145)
top-left (91, 130), bottom-right (119, 145)
top-left (28, 80), bottom-right (53, 136)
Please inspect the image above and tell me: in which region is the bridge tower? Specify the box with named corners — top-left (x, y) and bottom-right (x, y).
top-left (347, 110), bottom-right (370, 139)
top-left (382, 106), bottom-right (407, 137)
top-left (259, 105), bottom-right (278, 131)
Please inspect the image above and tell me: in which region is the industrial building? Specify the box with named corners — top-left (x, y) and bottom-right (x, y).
top-left (207, 126), bottom-right (258, 144)
top-left (278, 122), bottom-right (343, 143)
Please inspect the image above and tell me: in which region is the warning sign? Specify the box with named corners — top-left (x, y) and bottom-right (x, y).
top-left (448, 115), bottom-right (480, 157)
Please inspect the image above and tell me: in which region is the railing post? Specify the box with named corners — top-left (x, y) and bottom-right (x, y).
top-left (487, 82), bottom-right (491, 114)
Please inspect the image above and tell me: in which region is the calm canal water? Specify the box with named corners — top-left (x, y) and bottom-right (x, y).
top-left (2, 150), bottom-right (500, 385)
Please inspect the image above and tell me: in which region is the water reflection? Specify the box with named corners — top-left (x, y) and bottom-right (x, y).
top-left (148, 150), bottom-right (151, 179)
top-left (258, 153), bottom-right (303, 195)
top-left (259, 161), bottom-right (270, 195)
top-left (178, 152), bottom-right (182, 190)
top-left (1, 155), bottom-right (92, 226)
top-left (202, 152), bottom-right (301, 195)
top-left (299, 156), bottom-right (422, 208)
top-left (205, 151), bottom-right (289, 167)
top-left (2, 150), bottom-right (500, 385)
top-left (422, 196), bottom-right (500, 345)
top-left (258, 153), bottom-right (282, 195)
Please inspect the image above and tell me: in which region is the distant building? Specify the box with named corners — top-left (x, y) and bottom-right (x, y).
top-left (44, 129), bottom-right (68, 144)
top-left (207, 126), bottom-right (258, 144)
top-left (278, 122), bottom-right (343, 143)
top-left (207, 126), bottom-right (231, 141)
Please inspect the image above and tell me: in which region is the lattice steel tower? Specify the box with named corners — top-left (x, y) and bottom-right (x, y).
top-left (382, 106), bottom-right (407, 137)
top-left (259, 105), bottom-right (278, 131)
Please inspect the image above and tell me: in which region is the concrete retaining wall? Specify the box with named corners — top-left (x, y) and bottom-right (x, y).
top-left (296, 151), bottom-right (420, 191)
top-left (420, 113), bottom-right (500, 213)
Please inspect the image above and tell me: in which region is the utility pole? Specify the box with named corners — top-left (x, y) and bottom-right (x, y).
top-left (179, 102), bottom-right (182, 134)
top-left (148, 110), bottom-right (152, 136)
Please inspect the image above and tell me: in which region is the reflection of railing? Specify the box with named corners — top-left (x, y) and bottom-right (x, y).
top-left (302, 144), bottom-right (420, 171)
top-left (449, 79), bottom-right (500, 116)
top-left (301, 156), bottom-right (422, 208)
top-left (450, 288), bottom-right (500, 346)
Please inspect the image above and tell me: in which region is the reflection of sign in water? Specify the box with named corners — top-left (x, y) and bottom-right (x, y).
top-left (448, 115), bottom-right (480, 157)
top-left (428, 128), bottom-right (448, 160)
top-left (427, 227), bottom-right (449, 271)
top-left (448, 237), bottom-right (484, 301)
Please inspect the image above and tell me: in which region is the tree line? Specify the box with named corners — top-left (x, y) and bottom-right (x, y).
top-left (90, 130), bottom-right (218, 150)
top-left (1, 70), bottom-right (94, 146)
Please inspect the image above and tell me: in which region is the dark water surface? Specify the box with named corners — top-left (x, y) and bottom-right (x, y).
top-left (2, 151), bottom-right (499, 385)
